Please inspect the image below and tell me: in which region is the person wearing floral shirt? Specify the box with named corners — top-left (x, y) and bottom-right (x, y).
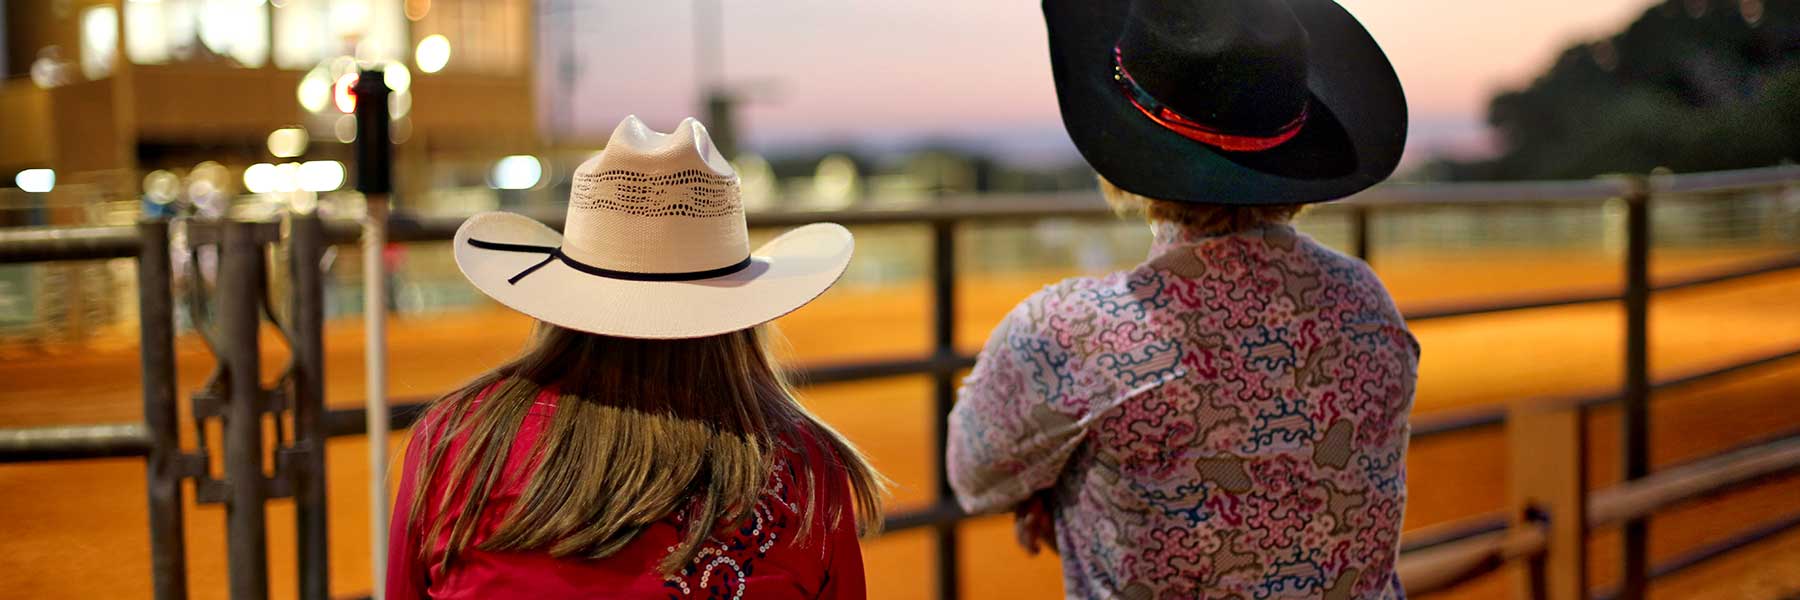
top-left (949, 0), bottom-right (1418, 597)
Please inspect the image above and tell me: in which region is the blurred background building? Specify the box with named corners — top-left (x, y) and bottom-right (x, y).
top-left (1, 0), bottom-right (539, 229)
top-left (0, 0), bottom-right (548, 340)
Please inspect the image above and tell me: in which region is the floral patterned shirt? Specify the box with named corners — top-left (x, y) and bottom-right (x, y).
top-left (947, 223), bottom-right (1418, 599)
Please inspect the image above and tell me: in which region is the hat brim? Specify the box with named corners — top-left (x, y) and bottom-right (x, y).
top-left (453, 212), bottom-right (853, 339)
top-left (1044, 0), bottom-right (1408, 205)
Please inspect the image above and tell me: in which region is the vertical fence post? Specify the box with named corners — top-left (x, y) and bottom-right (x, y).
top-left (1351, 205), bottom-right (1373, 264)
top-left (137, 219), bottom-right (189, 600)
top-left (221, 221), bottom-right (271, 600)
top-left (1619, 177), bottom-right (1652, 600)
top-left (290, 215), bottom-right (329, 600)
top-left (363, 197), bottom-right (391, 599)
top-left (356, 68), bottom-right (395, 598)
top-left (930, 219), bottom-right (961, 600)
top-left (1508, 402), bottom-right (1588, 600)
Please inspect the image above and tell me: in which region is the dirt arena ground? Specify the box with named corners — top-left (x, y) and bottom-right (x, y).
top-left (3, 244), bottom-right (1799, 599)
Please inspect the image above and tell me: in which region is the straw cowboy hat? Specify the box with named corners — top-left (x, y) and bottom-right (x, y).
top-left (453, 116), bottom-right (853, 339)
top-left (1044, 0), bottom-right (1409, 205)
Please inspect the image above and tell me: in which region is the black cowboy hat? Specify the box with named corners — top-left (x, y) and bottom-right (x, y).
top-left (1045, 0), bottom-right (1408, 205)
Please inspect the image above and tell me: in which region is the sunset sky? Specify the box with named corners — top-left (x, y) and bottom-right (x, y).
top-left (542, 0), bottom-right (1660, 166)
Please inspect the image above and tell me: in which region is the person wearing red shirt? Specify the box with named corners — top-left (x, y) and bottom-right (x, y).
top-left (387, 116), bottom-right (883, 599)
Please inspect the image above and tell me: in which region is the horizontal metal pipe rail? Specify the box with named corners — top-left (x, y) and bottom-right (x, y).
top-left (1399, 522), bottom-right (1551, 597)
top-left (1398, 512), bottom-right (1514, 554)
top-left (0, 225), bottom-right (142, 263)
top-left (1648, 165), bottom-right (1800, 195)
top-left (1585, 426), bottom-right (1800, 598)
top-left (1587, 433), bottom-right (1800, 529)
top-left (1653, 253), bottom-right (1800, 294)
top-left (7, 228), bottom-right (1794, 329)
top-left (1593, 510), bottom-right (1800, 600)
top-left (1355, 178), bottom-right (1631, 208)
top-left (1404, 290), bottom-right (1624, 323)
top-left (5, 163), bottom-right (1798, 265)
top-left (1412, 340), bottom-right (1800, 439)
top-left (0, 423), bottom-right (151, 462)
top-left (1602, 425), bottom-right (1800, 595)
top-left (1405, 251), bottom-right (1800, 323)
top-left (1405, 430), bottom-right (1800, 598)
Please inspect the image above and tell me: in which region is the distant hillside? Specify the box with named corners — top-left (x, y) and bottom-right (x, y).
top-left (1429, 0), bottom-right (1800, 180)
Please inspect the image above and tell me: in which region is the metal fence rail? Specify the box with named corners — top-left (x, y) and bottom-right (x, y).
top-left (1401, 427), bottom-right (1800, 597)
top-left (0, 225), bottom-right (140, 263)
top-left (0, 423), bottom-right (151, 462)
top-left (0, 163), bottom-right (1798, 600)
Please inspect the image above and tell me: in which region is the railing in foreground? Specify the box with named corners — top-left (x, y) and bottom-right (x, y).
top-left (0, 164), bottom-right (1797, 600)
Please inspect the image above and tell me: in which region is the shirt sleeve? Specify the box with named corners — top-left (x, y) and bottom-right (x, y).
top-left (385, 413), bottom-right (441, 600)
top-left (946, 292), bottom-right (1089, 515)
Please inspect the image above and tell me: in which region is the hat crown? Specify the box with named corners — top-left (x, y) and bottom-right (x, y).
top-left (598, 114), bottom-right (735, 176)
top-left (562, 115), bottom-right (748, 275)
top-left (1116, 0), bottom-right (1312, 136)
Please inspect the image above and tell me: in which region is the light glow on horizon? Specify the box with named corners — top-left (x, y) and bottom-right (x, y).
top-left (548, 0), bottom-right (1655, 163)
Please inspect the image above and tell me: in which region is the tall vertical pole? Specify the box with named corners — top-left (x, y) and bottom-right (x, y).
top-left (693, 0), bottom-right (739, 157)
top-left (930, 220), bottom-right (961, 600)
top-left (694, 0), bottom-right (720, 94)
top-left (221, 221), bottom-right (271, 600)
top-left (137, 220), bottom-right (189, 600)
top-left (556, 0), bottom-right (579, 143)
top-left (355, 68), bottom-right (395, 599)
top-left (1619, 178), bottom-right (1652, 600)
top-left (364, 197), bottom-right (391, 598)
top-left (290, 215), bottom-right (329, 600)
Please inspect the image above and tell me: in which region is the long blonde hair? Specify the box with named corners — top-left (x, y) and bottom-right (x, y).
top-left (407, 322), bottom-right (885, 574)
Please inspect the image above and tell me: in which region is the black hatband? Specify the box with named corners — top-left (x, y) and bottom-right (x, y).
top-left (466, 238), bottom-right (753, 284)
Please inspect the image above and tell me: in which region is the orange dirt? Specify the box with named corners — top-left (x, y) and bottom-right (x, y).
top-left (2, 246), bottom-right (1799, 599)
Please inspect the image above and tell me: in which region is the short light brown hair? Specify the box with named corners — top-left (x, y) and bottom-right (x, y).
top-left (1099, 176), bottom-right (1305, 234)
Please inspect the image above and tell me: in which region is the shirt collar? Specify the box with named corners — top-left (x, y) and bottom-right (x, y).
top-left (1149, 221), bottom-right (1297, 258)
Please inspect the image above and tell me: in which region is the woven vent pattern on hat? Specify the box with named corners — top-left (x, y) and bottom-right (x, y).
top-left (572, 169), bottom-right (742, 218)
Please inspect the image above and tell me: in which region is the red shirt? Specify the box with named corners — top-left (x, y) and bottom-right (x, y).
top-left (387, 389), bottom-right (868, 599)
